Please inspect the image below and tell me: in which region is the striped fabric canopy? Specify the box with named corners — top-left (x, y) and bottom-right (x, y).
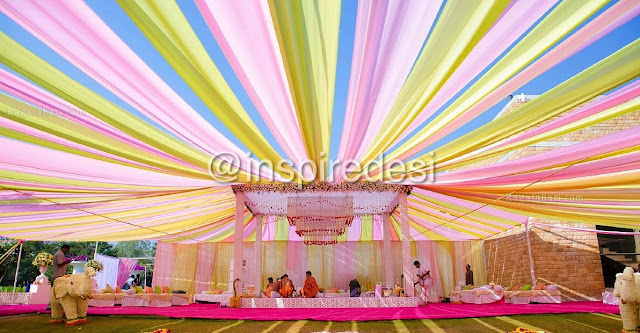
top-left (0, 0), bottom-right (639, 242)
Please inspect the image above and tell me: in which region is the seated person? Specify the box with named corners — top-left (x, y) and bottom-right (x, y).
top-left (269, 279), bottom-right (283, 298)
top-left (301, 271), bottom-right (319, 298)
top-left (280, 274), bottom-right (294, 298)
top-left (349, 278), bottom-right (361, 297)
top-left (265, 277), bottom-right (273, 297)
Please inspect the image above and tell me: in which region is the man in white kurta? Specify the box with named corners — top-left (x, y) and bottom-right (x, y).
top-left (413, 260), bottom-right (432, 305)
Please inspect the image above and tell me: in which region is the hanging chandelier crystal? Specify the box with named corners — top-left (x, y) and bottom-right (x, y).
top-left (287, 196), bottom-right (354, 245)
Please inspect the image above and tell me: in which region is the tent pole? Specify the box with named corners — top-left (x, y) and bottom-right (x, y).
top-left (382, 214), bottom-right (393, 287)
top-left (481, 239), bottom-right (488, 284)
top-left (399, 192), bottom-right (414, 297)
top-left (94, 241), bottom-right (99, 259)
top-left (233, 191), bottom-right (245, 293)
top-left (13, 241), bottom-right (23, 292)
top-left (525, 218), bottom-right (536, 286)
top-left (255, 215), bottom-right (263, 297)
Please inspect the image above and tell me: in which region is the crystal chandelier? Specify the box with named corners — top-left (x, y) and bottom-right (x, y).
top-left (287, 196), bottom-right (354, 245)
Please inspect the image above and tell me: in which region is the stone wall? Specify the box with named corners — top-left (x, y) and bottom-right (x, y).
top-left (484, 219), bottom-right (604, 301)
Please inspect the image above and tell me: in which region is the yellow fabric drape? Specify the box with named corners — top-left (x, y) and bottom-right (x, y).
top-left (360, 0), bottom-right (510, 165)
top-left (156, 240), bottom-right (488, 297)
top-left (117, 0), bottom-right (295, 180)
top-left (354, 242), bottom-right (383, 291)
top-left (171, 243), bottom-right (198, 294)
top-left (307, 244), bottom-right (335, 290)
top-left (383, 0), bottom-right (610, 167)
top-left (268, 0), bottom-right (341, 180)
top-left (0, 32), bottom-right (215, 178)
top-left (396, 38), bottom-right (640, 177)
top-left (262, 242), bottom-right (287, 290)
top-left (441, 98), bottom-right (640, 169)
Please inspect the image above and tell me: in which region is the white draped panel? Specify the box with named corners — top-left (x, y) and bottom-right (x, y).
top-left (94, 254), bottom-right (119, 289)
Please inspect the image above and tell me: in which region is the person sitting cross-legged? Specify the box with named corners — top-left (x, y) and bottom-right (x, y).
top-left (269, 278), bottom-right (283, 298)
top-left (280, 274), bottom-right (295, 298)
top-left (301, 271), bottom-right (319, 298)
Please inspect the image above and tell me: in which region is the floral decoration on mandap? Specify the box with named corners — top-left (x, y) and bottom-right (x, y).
top-left (84, 259), bottom-right (104, 272)
top-left (32, 252), bottom-right (53, 267)
top-left (232, 181), bottom-right (412, 194)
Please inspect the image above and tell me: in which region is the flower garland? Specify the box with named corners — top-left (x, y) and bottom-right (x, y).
top-left (232, 181), bottom-right (411, 194)
top-left (85, 259), bottom-right (104, 272)
top-left (32, 252), bottom-right (53, 266)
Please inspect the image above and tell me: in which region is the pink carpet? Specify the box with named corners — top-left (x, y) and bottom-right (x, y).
top-left (0, 301), bottom-right (619, 321)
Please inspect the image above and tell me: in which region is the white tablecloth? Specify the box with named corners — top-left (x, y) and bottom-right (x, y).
top-left (88, 298), bottom-right (114, 307)
top-left (322, 292), bottom-right (350, 298)
top-left (194, 294), bottom-right (232, 303)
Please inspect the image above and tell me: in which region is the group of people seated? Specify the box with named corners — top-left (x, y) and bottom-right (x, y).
top-left (121, 274), bottom-right (143, 290)
top-left (265, 271), bottom-right (319, 298)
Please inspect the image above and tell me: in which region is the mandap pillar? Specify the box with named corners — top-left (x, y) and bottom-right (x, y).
top-left (255, 215), bottom-right (264, 297)
top-left (399, 192), bottom-right (414, 296)
top-left (382, 214), bottom-right (394, 287)
top-left (234, 191), bottom-right (245, 291)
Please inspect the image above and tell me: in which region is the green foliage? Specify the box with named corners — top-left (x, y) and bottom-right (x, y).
top-left (112, 241), bottom-right (156, 258)
top-left (0, 240), bottom-right (155, 286)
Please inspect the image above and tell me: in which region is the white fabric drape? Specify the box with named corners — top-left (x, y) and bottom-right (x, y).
top-left (94, 254), bottom-right (119, 289)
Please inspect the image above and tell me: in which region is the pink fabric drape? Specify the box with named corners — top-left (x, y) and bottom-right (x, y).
top-left (432, 126), bottom-right (640, 184)
top-left (196, 0), bottom-right (308, 172)
top-left (347, 216), bottom-right (363, 242)
top-left (152, 242), bottom-right (174, 288)
top-left (285, 242), bottom-right (307, 290)
top-left (0, 69), bottom-right (186, 167)
top-left (396, 0), bottom-right (557, 143)
top-left (415, 242), bottom-right (441, 297)
top-left (389, 0), bottom-right (640, 162)
top-left (333, 242), bottom-right (357, 290)
top-left (194, 243), bottom-right (217, 294)
top-left (334, 0), bottom-right (440, 181)
top-left (0, 0), bottom-right (265, 175)
top-left (1, 137), bottom-right (214, 187)
top-left (117, 258), bottom-right (139, 287)
top-left (153, 240), bottom-right (484, 297)
top-left (532, 223), bottom-right (640, 235)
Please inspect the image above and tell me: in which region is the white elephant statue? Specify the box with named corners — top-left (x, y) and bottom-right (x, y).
top-left (613, 267), bottom-right (640, 333)
top-left (50, 267), bottom-right (95, 326)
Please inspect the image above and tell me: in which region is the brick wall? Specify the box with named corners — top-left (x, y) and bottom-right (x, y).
top-left (484, 219), bottom-right (604, 300)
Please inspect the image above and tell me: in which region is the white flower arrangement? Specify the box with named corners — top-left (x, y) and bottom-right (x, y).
top-left (84, 259), bottom-right (104, 272)
top-left (32, 252), bottom-right (53, 267)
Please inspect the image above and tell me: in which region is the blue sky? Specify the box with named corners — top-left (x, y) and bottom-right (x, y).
top-left (0, 0), bottom-right (638, 165)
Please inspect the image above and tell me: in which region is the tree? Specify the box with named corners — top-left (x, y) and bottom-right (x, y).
top-left (0, 240), bottom-right (157, 286)
top-left (112, 241), bottom-right (156, 258)
top-left (0, 240), bottom-right (118, 286)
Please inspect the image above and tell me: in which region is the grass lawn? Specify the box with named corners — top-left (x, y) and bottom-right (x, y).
top-left (0, 312), bottom-right (622, 333)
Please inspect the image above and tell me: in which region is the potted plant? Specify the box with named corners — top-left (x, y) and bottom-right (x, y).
top-left (32, 252), bottom-right (53, 277)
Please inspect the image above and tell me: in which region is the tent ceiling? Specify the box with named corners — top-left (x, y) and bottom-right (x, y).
top-left (0, 0), bottom-right (639, 242)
